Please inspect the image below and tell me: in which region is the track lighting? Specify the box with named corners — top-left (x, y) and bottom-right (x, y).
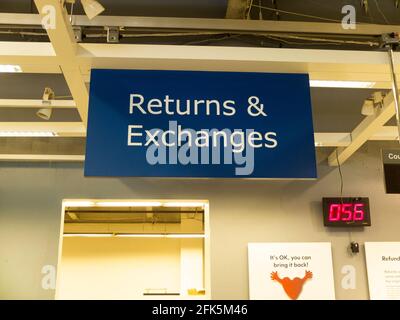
top-left (36, 108), bottom-right (52, 120)
top-left (361, 91), bottom-right (384, 116)
top-left (80, 0), bottom-right (105, 20)
top-left (36, 87), bottom-right (54, 120)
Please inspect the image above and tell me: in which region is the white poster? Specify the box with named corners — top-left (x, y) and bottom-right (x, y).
top-left (365, 242), bottom-right (400, 300)
top-left (248, 242), bottom-right (335, 300)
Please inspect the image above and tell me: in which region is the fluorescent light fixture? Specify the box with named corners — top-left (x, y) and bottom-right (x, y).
top-left (0, 64), bottom-right (22, 73)
top-left (63, 233), bottom-right (113, 237)
top-left (163, 202), bottom-right (205, 207)
top-left (0, 131), bottom-right (57, 137)
top-left (95, 201), bottom-right (162, 207)
top-left (63, 200), bottom-right (95, 207)
top-left (309, 80), bottom-right (375, 89)
top-left (81, 0), bottom-right (105, 20)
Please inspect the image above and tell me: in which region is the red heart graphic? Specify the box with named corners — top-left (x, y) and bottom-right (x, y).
top-left (271, 271), bottom-right (313, 300)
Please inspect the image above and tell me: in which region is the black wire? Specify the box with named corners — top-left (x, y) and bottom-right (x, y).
top-left (335, 149), bottom-right (344, 201)
top-left (335, 149), bottom-right (354, 244)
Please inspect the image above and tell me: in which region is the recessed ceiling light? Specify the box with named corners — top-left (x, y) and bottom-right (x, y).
top-left (0, 64), bottom-right (22, 73)
top-left (0, 131), bottom-right (57, 137)
top-left (309, 80), bottom-right (376, 89)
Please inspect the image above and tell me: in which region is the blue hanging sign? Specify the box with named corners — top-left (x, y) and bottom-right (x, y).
top-left (85, 69), bottom-right (316, 178)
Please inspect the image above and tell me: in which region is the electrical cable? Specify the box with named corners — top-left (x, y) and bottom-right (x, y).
top-left (258, 0), bottom-right (263, 20)
top-left (261, 33), bottom-right (379, 46)
top-left (262, 34), bottom-right (339, 46)
top-left (335, 149), bottom-right (344, 201)
top-left (120, 31), bottom-right (222, 38)
top-left (0, 27), bottom-right (379, 47)
top-left (0, 30), bottom-right (47, 36)
top-left (252, 4), bottom-right (343, 23)
top-left (373, 0), bottom-right (390, 25)
top-left (84, 30), bottom-right (379, 47)
top-left (336, 148), bottom-right (354, 248)
top-left (183, 34), bottom-right (241, 46)
top-left (247, 0), bottom-right (255, 20)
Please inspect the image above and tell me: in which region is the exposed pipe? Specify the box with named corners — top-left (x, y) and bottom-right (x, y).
top-left (387, 46), bottom-right (400, 143)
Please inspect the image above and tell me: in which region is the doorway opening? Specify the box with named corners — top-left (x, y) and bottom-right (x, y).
top-left (56, 199), bottom-right (210, 300)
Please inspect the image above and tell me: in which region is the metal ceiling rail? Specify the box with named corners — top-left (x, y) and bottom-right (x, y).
top-left (0, 99), bottom-right (75, 108)
top-left (0, 13), bottom-right (400, 36)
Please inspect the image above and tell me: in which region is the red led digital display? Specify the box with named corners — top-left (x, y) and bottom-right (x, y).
top-left (322, 198), bottom-right (371, 227)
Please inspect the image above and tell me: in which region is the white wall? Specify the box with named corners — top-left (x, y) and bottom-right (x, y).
top-left (57, 237), bottom-right (181, 300)
top-left (1, 142), bottom-right (400, 299)
top-left (57, 237), bottom-right (205, 300)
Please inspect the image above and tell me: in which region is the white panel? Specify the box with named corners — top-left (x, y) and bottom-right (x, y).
top-left (248, 242), bottom-right (335, 300)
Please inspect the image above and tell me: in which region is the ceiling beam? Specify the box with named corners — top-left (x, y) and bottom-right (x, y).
top-left (0, 99), bottom-right (75, 108)
top-left (314, 133), bottom-right (351, 147)
top-left (77, 43), bottom-right (399, 89)
top-left (34, 0), bottom-right (88, 125)
top-left (0, 129), bottom-right (398, 163)
top-left (0, 41), bottom-right (60, 73)
top-left (0, 123), bottom-right (397, 145)
top-left (0, 122), bottom-right (85, 137)
top-left (328, 92), bottom-right (397, 166)
top-left (2, 13), bottom-right (400, 36)
top-left (0, 154), bottom-right (84, 161)
top-left (0, 40), bottom-right (398, 88)
top-left (369, 126), bottom-right (399, 141)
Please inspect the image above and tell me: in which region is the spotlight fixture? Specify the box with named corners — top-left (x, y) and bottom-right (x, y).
top-left (37, 87), bottom-right (54, 120)
top-left (36, 108), bottom-right (52, 120)
top-left (80, 0), bottom-right (105, 20)
top-left (361, 99), bottom-right (375, 116)
top-left (361, 91), bottom-right (385, 116)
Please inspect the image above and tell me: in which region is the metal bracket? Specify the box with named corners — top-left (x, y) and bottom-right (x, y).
top-left (380, 33), bottom-right (400, 49)
top-left (105, 26), bottom-right (120, 43)
top-left (73, 26), bottom-right (82, 42)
